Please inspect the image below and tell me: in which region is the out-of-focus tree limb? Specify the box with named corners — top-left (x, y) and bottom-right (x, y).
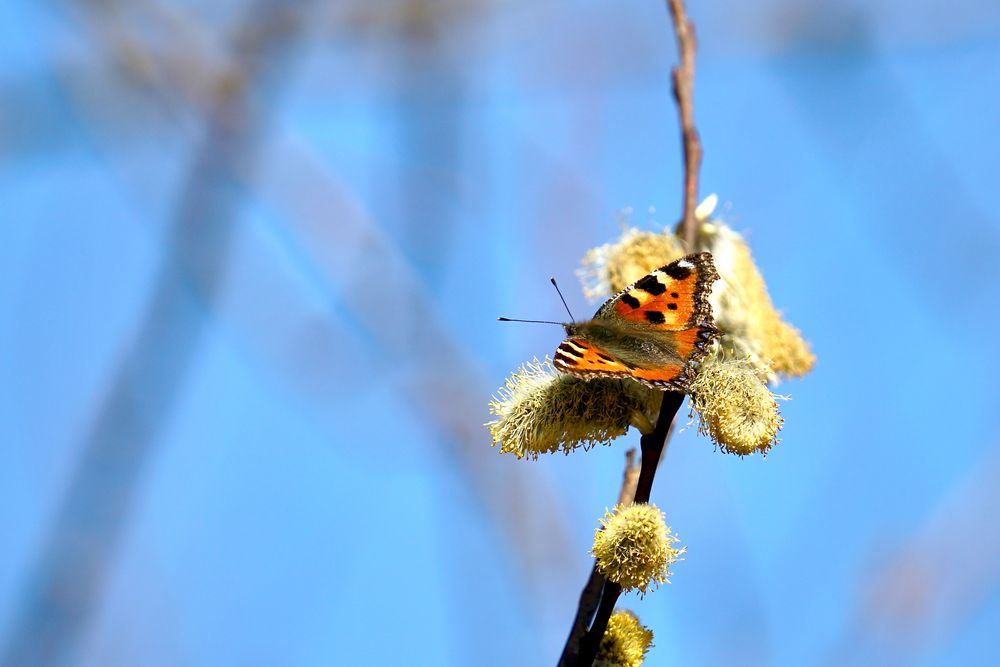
top-left (0, 2), bottom-right (315, 665)
top-left (40, 0), bottom-right (576, 634)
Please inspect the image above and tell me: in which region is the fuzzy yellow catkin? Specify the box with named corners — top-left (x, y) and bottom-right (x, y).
top-left (578, 197), bottom-right (719, 301)
top-left (487, 359), bottom-right (662, 459)
top-left (689, 353), bottom-right (783, 456)
top-left (591, 503), bottom-right (684, 594)
top-left (594, 610), bottom-right (654, 667)
top-left (698, 221), bottom-right (815, 379)
top-left (579, 228), bottom-right (686, 301)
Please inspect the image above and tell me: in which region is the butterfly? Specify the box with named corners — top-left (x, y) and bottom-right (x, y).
top-left (553, 252), bottom-right (721, 391)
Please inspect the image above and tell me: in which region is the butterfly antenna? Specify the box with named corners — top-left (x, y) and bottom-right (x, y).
top-left (550, 278), bottom-right (575, 322)
top-left (497, 317), bottom-right (563, 326)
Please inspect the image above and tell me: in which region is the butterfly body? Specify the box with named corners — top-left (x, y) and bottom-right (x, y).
top-left (564, 320), bottom-right (687, 366)
top-left (554, 252), bottom-right (721, 391)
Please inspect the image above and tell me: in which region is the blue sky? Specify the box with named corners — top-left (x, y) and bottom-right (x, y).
top-left (2, 1), bottom-right (999, 665)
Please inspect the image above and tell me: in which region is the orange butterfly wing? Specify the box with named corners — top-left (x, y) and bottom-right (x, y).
top-left (552, 253), bottom-right (721, 391)
top-left (602, 252), bottom-right (718, 330)
top-left (553, 337), bottom-right (633, 377)
top-left (629, 363), bottom-right (692, 389)
top-left (553, 337), bottom-right (690, 390)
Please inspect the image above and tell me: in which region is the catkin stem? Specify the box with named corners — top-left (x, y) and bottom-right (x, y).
top-left (559, 0), bottom-right (701, 662)
top-left (634, 392), bottom-right (685, 504)
top-left (573, 392), bottom-right (685, 666)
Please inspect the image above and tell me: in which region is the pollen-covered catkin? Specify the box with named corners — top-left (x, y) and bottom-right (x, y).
top-left (487, 359), bottom-right (661, 459)
top-left (594, 610), bottom-right (654, 667)
top-left (697, 221), bottom-right (815, 379)
top-left (579, 228), bottom-right (686, 301)
top-left (592, 503), bottom-right (683, 594)
top-left (578, 196), bottom-right (719, 302)
top-left (689, 353), bottom-right (783, 456)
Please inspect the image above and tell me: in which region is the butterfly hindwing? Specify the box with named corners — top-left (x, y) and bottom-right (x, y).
top-left (629, 363), bottom-right (692, 390)
top-left (669, 325), bottom-right (720, 362)
top-left (553, 337), bottom-right (632, 378)
top-left (553, 336), bottom-right (689, 389)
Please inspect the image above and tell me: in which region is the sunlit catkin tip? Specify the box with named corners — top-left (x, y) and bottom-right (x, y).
top-left (487, 359), bottom-right (661, 460)
top-left (695, 193), bottom-right (719, 221)
top-left (579, 227), bottom-right (686, 301)
top-left (591, 503), bottom-right (683, 594)
top-left (762, 316), bottom-right (816, 379)
top-left (595, 610), bottom-right (654, 667)
top-left (689, 354), bottom-right (783, 456)
top-left (698, 221), bottom-right (815, 379)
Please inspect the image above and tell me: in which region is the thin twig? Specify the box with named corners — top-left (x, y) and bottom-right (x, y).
top-left (666, 0), bottom-right (702, 252)
top-left (557, 449), bottom-right (641, 666)
top-left (559, 0), bottom-right (703, 662)
top-left (579, 580), bottom-right (623, 663)
top-left (633, 392), bottom-right (685, 505)
top-left (575, 393), bottom-right (685, 666)
top-left (558, 568), bottom-right (605, 667)
top-left (617, 448), bottom-right (641, 505)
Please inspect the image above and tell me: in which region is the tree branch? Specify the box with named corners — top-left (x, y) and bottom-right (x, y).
top-left (666, 0), bottom-right (702, 252)
top-left (558, 0), bottom-right (703, 662)
top-left (557, 449), bottom-right (640, 666)
top-left (574, 392), bottom-right (685, 666)
top-left (575, 6), bottom-right (705, 663)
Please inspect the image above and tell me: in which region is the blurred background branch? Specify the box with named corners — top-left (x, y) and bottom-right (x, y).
top-left (1, 2), bottom-right (317, 664)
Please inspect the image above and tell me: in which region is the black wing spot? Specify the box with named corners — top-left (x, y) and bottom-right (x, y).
top-left (635, 274), bottom-right (667, 295)
top-left (663, 263), bottom-right (692, 280)
top-left (620, 293), bottom-right (641, 309)
top-left (644, 311), bottom-right (666, 324)
top-left (671, 292), bottom-right (679, 298)
top-left (667, 303), bottom-right (678, 311)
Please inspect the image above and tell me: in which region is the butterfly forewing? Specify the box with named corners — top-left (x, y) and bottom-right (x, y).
top-left (597, 252), bottom-right (718, 330)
